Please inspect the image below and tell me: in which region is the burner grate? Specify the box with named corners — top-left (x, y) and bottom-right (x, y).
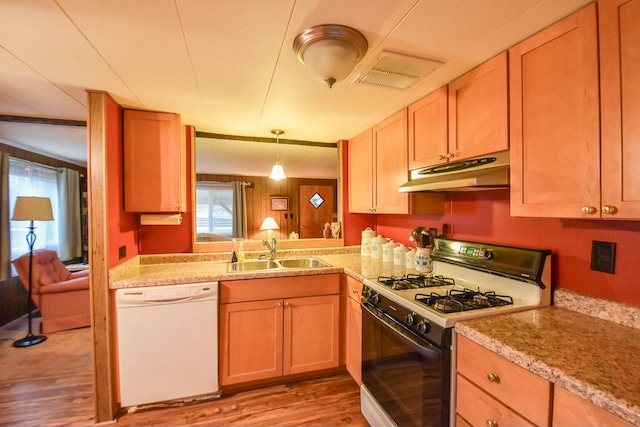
top-left (377, 274), bottom-right (456, 290)
top-left (414, 288), bottom-right (514, 313)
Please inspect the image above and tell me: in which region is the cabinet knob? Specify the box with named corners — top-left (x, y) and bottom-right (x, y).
top-left (277, 302), bottom-right (283, 307)
top-left (602, 205), bottom-right (616, 214)
top-left (486, 419), bottom-right (498, 427)
top-left (284, 301), bottom-right (290, 307)
top-left (438, 154), bottom-right (446, 161)
top-left (581, 206), bottom-right (596, 214)
top-left (486, 372), bottom-right (499, 382)
top-left (352, 289), bottom-right (358, 294)
top-left (172, 204), bottom-right (180, 210)
top-left (446, 152), bottom-right (454, 159)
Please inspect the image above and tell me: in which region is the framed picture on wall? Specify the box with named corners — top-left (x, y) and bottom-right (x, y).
top-left (270, 196), bottom-right (289, 211)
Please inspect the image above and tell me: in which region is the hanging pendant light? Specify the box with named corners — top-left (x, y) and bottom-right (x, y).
top-left (269, 129), bottom-right (286, 180)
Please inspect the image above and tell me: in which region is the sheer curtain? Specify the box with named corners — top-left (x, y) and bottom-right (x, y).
top-left (8, 158), bottom-right (60, 263)
top-left (56, 168), bottom-right (81, 261)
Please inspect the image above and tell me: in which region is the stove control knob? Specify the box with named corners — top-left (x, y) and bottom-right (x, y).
top-left (483, 250), bottom-right (494, 259)
top-left (370, 293), bottom-right (380, 304)
top-left (417, 320), bottom-right (431, 334)
top-left (405, 313), bottom-right (416, 326)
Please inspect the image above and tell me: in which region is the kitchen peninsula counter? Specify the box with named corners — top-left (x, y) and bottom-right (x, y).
top-left (109, 247), bottom-right (421, 289)
top-left (455, 289), bottom-right (640, 426)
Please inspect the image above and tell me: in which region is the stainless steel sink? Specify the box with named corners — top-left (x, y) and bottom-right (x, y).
top-left (277, 257), bottom-right (331, 269)
top-left (226, 257), bottom-right (331, 272)
top-left (227, 259), bottom-right (279, 272)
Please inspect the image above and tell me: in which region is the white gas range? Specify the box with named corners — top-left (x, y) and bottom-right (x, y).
top-left (360, 238), bottom-right (551, 427)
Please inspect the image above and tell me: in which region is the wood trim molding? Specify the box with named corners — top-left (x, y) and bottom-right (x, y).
top-left (86, 90), bottom-right (119, 422)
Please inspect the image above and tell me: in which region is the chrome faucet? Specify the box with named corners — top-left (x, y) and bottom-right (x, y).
top-left (262, 237), bottom-right (278, 259)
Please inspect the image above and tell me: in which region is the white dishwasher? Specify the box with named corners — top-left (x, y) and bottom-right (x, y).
top-left (116, 282), bottom-right (219, 407)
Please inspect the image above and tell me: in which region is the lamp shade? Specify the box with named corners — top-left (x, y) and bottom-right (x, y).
top-left (302, 39), bottom-right (360, 85)
top-left (293, 24), bottom-right (368, 88)
top-left (269, 161), bottom-right (287, 180)
top-left (259, 216), bottom-right (280, 231)
top-left (11, 196), bottom-right (54, 221)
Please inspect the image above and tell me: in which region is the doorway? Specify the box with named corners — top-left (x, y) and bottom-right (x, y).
top-left (298, 185), bottom-right (335, 239)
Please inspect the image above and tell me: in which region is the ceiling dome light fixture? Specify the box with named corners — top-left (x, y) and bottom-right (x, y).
top-left (269, 129), bottom-right (286, 180)
top-left (293, 24), bottom-right (368, 88)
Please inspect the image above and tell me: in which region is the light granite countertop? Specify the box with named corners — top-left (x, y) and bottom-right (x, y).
top-left (455, 289), bottom-right (640, 426)
top-left (109, 246), bottom-right (423, 288)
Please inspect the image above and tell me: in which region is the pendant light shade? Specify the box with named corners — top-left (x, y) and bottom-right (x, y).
top-left (293, 24), bottom-right (368, 88)
top-left (269, 129), bottom-right (286, 180)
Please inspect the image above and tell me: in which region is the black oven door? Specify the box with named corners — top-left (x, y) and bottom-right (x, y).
top-left (362, 302), bottom-right (450, 427)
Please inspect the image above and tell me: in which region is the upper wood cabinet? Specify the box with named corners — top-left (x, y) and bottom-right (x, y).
top-left (448, 52), bottom-right (509, 162)
top-left (348, 109), bottom-right (445, 215)
top-left (408, 53), bottom-right (507, 172)
top-left (373, 109), bottom-right (412, 213)
top-left (347, 128), bottom-right (374, 213)
top-left (123, 109), bottom-right (186, 213)
top-left (509, 4), bottom-right (601, 218)
top-left (408, 86), bottom-right (448, 170)
top-left (599, 0), bottom-right (640, 218)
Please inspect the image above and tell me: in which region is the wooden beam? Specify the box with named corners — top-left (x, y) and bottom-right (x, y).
top-left (195, 131), bottom-right (337, 148)
top-left (0, 115), bottom-right (86, 127)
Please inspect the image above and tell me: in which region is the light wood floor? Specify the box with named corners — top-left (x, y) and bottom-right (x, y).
top-left (0, 316), bottom-right (368, 427)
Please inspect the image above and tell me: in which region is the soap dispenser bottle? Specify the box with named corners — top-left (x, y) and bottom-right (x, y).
top-left (237, 242), bottom-right (245, 262)
top-left (231, 239), bottom-right (238, 263)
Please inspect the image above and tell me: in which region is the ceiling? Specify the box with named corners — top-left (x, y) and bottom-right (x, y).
top-left (0, 0), bottom-right (593, 178)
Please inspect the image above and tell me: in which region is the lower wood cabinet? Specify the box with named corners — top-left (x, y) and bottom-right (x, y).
top-left (457, 334), bottom-right (633, 427)
top-left (456, 335), bottom-right (551, 426)
top-left (219, 275), bottom-right (340, 386)
top-left (552, 385), bottom-right (633, 427)
top-left (343, 275), bottom-right (363, 385)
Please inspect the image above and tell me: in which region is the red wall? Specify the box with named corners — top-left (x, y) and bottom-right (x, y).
top-left (341, 145), bottom-right (640, 307)
top-left (106, 97), bottom-right (138, 268)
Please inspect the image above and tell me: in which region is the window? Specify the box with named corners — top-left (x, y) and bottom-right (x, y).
top-left (196, 182), bottom-right (233, 237)
top-left (9, 158), bottom-right (60, 262)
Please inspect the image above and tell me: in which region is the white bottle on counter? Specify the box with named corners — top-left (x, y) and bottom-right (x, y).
top-left (394, 244), bottom-right (407, 266)
top-left (361, 227), bottom-right (376, 257)
top-left (405, 249), bottom-right (416, 269)
top-left (382, 240), bottom-right (397, 263)
top-left (370, 235), bottom-right (386, 260)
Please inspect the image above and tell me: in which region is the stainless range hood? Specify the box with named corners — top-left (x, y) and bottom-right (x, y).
top-left (399, 151), bottom-right (510, 192)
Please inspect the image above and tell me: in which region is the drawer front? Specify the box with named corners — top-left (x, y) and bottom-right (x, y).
top-left (345, 276), bottom-right (363, 302)
top-left (456, 375), bottom-right (535, 427)
top-left (457, 335), bottom-right (551, 426)
top-left (221, 274), bottom-right (339, 303)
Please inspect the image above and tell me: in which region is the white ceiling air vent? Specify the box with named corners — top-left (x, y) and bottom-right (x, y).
top-left (355, 50), bottom-right (443, 90)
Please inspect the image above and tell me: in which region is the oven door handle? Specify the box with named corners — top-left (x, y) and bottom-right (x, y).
top-left (361, 302), bottom-right (442, 361)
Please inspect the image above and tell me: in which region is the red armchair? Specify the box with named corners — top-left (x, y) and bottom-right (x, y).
top-left (12, 249), bottom-right (90, 333)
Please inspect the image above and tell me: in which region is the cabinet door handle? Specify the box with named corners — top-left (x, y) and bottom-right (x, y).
top-left (486, 372), bottom-right (499, 382)
top-left (581, 206), bottom-right (596, 214)
top-left (486, 419), bottom-right (498, 427)
top-left (602, 205), bottom-right (616, 214)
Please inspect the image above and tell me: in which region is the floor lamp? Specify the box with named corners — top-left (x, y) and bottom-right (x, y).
top-left (11, 196), bottom-right (54, 348)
